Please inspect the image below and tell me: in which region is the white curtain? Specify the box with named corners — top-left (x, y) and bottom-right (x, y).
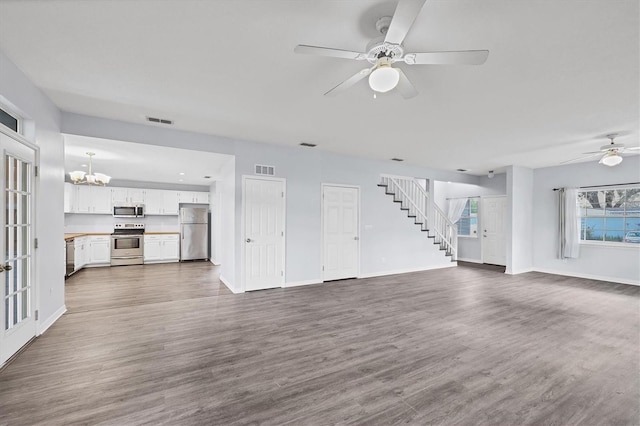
top-left (447, 198), bottom-right (468, 224)
top-left (558, 187), bottom-right (580, 259)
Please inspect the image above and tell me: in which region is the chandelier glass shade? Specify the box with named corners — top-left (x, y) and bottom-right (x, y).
top-left (69, 152), bottom-right (111, 185)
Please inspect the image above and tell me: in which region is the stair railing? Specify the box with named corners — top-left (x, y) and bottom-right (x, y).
top-left (379, 174), bottom-right (457, 260)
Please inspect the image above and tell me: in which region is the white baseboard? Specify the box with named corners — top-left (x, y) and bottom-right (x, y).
top-left (533, 267), bottom-right (640, 286)
top-left (456, 257), bottom-right (483, 264)
top-left (358, 262), bottom-right (457, 279)
top-left (506, 267), bottom-right (534, 275)
top-left (219, 275), bottom-right (242, 293)
top-left (284, 279), bottom-right (322, 288)
top-left (210, 259), bottom-right (221, 266)
top-left (37, 304), bottom-right (67, 336)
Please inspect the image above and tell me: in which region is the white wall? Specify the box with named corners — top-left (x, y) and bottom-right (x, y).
top-left (532, 156), bottom-right (640, 285)
top-left (434, 174), bottom-right (507, 262)
top-left (506, 166), bottom-right (534, 274)
top-left (0, 51), bottom-right (66, 331)
top-left (63, 112), bottom-right (476, 290)
top-left (218, 157), bottom-right (236, 290)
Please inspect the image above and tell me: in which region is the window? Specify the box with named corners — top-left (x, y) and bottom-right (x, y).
top-left (0, 106), bottom-right (20, 133)
top-left (578, 186), bottom-right (640, 244)
top-left (457, 198), bottom-right (478, 237)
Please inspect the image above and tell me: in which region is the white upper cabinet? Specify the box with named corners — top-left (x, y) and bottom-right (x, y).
top-left (64, 183), bottom-right (76, 213)
top-left (73, 185), bottom-right (112, 214)
top-left (143, 189), bottom-right (163, 215)
top-left (143, 189), bottom-right (181, 215)
top-left (111, 187), bottom-right (145, 205)
top-left (179, 191), bottom-right (209, 204)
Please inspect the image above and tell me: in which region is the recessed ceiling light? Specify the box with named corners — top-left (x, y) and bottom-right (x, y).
top-left (178, 179), bottom-right (184, 182)
top-left (179, 172), bottom-right (185, 176)
top-left (81, 164), bottom-right (87, 168)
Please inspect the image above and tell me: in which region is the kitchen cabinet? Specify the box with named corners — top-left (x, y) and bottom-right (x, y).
top-left (65, 184), bottom-right (111, 214)
top-left (144, 189), bottom-right (181, 215)
top-left (74, 185), bottom-right (111, 214)
top-left (88, 236), bottom-right (111, 265)
top-left (144, 234), bottom-right (179, 263)
top-left (64, 183), bottom-right (76, 213)
top-left (179, 191), bottom-right (209, 204)
top-left (111, 187), bottom-right (145, 205)
top-left (74, 237), bottom-right (88, 270)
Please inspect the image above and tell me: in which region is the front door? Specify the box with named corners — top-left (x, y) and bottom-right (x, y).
top-left (322, 185), bottom-right (359, 281)
top-left (482, 196), bottom-right (507, 266)
top-left (0, 130), bottom-right (36, 366)
top-left (244, 177), bottom-right (285, 291)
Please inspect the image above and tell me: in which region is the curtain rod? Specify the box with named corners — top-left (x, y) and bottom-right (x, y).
top-left (552, 182), bottom-right (640, 191)
top-left (445, 195), bottom-right (481, 200)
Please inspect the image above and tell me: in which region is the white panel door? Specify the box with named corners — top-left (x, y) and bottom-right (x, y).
top-left (0, 131), bottom-right (36, 366)
top-left (482, 196), bottom-right (507, 266)
top-left (244, 177), bottom-right (284, 291)
top-left (323, 185), bottom-right (359, 281)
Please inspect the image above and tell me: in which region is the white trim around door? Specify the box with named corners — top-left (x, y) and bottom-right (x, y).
top-left (321, 184), bottom-right (360, 282)
top-left (241, 175), bottom-right (286, 292)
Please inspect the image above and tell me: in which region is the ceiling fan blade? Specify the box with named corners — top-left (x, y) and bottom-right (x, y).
top-left (395, 68), bottom-right (418, 99)
top-left (324, 67), bottom-right (373, 97)
top-left (403, 50), bottom-right (489, 65)
top-left (559, 153), bottom-right (601, 165)
top-left (581, 150), bottom-right (606, 154)
top-left (625, 146), bottom-right (640, 150)
top-left (384, 0), bottom-right (427, 45)
top-left (294, 44), bottom-right (365, 60)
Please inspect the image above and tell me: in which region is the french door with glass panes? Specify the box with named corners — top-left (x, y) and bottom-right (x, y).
top-left (0, 130), bottom-right (36, 366)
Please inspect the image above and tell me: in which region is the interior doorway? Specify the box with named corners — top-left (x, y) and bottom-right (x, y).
top-left (242, 176), bottom-right (285, 291)
top-left (0, 129), bottom-right (37, 366)
top-left (322, 184), bottom-right (360, 281)
top-left (482, 196), bottom-right (507, 266)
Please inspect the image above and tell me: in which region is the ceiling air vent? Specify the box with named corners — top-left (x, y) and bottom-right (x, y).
top-left (146, 116), bottom-right (173, 125)
top-left (255, 164), bottom-right (275, 176)
top-left (391, 158), bottom-right (404, 162)
top-left (456, 168), bottom-right (468, 172)
top-left (300, 142), bottom-right (317, 147)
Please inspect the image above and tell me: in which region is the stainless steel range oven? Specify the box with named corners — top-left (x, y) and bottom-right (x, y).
top-left (111, 223), bottom-right (144, 266)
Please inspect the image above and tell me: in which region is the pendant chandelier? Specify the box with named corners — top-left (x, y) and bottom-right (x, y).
top-left (69, 152), bottom-right (111, 186)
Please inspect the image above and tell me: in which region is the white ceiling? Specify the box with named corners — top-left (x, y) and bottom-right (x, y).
top-left (64, 134), bottom-right (232, 186)
top-left (0, 0), bottom-right (638, 176)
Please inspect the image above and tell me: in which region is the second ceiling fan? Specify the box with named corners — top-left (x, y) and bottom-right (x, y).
top-left (294, 0), bottom-right (489, 99)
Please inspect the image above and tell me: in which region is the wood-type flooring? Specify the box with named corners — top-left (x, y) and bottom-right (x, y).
top-left (0, 262), bottom-right (638, 425)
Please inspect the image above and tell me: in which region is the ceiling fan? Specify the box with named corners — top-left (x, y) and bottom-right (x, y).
top-left (294, 0), bottom-right (489, 99)
top-left (561, 134), bottom-right (640, 167)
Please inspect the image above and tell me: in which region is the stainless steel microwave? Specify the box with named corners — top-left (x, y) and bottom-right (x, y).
top-left (113, 205), bottom-right (144, 218)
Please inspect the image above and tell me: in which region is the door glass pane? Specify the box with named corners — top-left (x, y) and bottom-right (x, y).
top-left (3, 154), bottom-right (31, 332)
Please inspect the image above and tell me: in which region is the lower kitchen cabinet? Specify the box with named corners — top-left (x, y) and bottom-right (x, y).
top-left (144, 234), bottom-right (179, 263)
top-left (88, 236), bottom-right (111, 265)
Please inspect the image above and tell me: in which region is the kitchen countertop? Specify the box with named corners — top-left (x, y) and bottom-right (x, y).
top-left (64, 231), bottom-right (179, 240)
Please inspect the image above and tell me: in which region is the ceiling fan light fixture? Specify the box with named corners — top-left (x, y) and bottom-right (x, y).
top-left (69, 170), bottom-right (86, 183)
top-left (600, 151), bottom-right (623, 167)
top-left (369, 63), bottom-right (400, 93)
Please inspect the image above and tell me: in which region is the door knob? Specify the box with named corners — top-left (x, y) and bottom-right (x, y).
top-left (354, 236), bottom-right (359, 241)
top-left (246, 238), bottom-right (252, 243)
top-left (0, 265), bottom-right (11, 272)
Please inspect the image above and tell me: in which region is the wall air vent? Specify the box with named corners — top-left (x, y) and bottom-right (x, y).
top-left (146, 116), bottom-right (173, 125)
top-left (391, 158), bottom-right (404, 162)
top-left (300, 142), bottom-right (317, 147)
top-left (255, 164), bottom-right (275, 176)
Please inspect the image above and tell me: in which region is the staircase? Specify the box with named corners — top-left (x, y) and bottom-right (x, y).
top-left (378, 174), bottom-right (457, 261)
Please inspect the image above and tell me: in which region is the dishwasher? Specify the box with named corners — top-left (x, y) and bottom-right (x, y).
top-left (65, 239), bottom-right (75, 277)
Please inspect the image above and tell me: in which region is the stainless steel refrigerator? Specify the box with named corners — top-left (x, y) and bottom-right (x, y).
top-left (180, 207), bottom-right (208, 261)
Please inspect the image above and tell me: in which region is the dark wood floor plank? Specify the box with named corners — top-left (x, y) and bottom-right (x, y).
top-left (0, 262), bottom-right (638, 425)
